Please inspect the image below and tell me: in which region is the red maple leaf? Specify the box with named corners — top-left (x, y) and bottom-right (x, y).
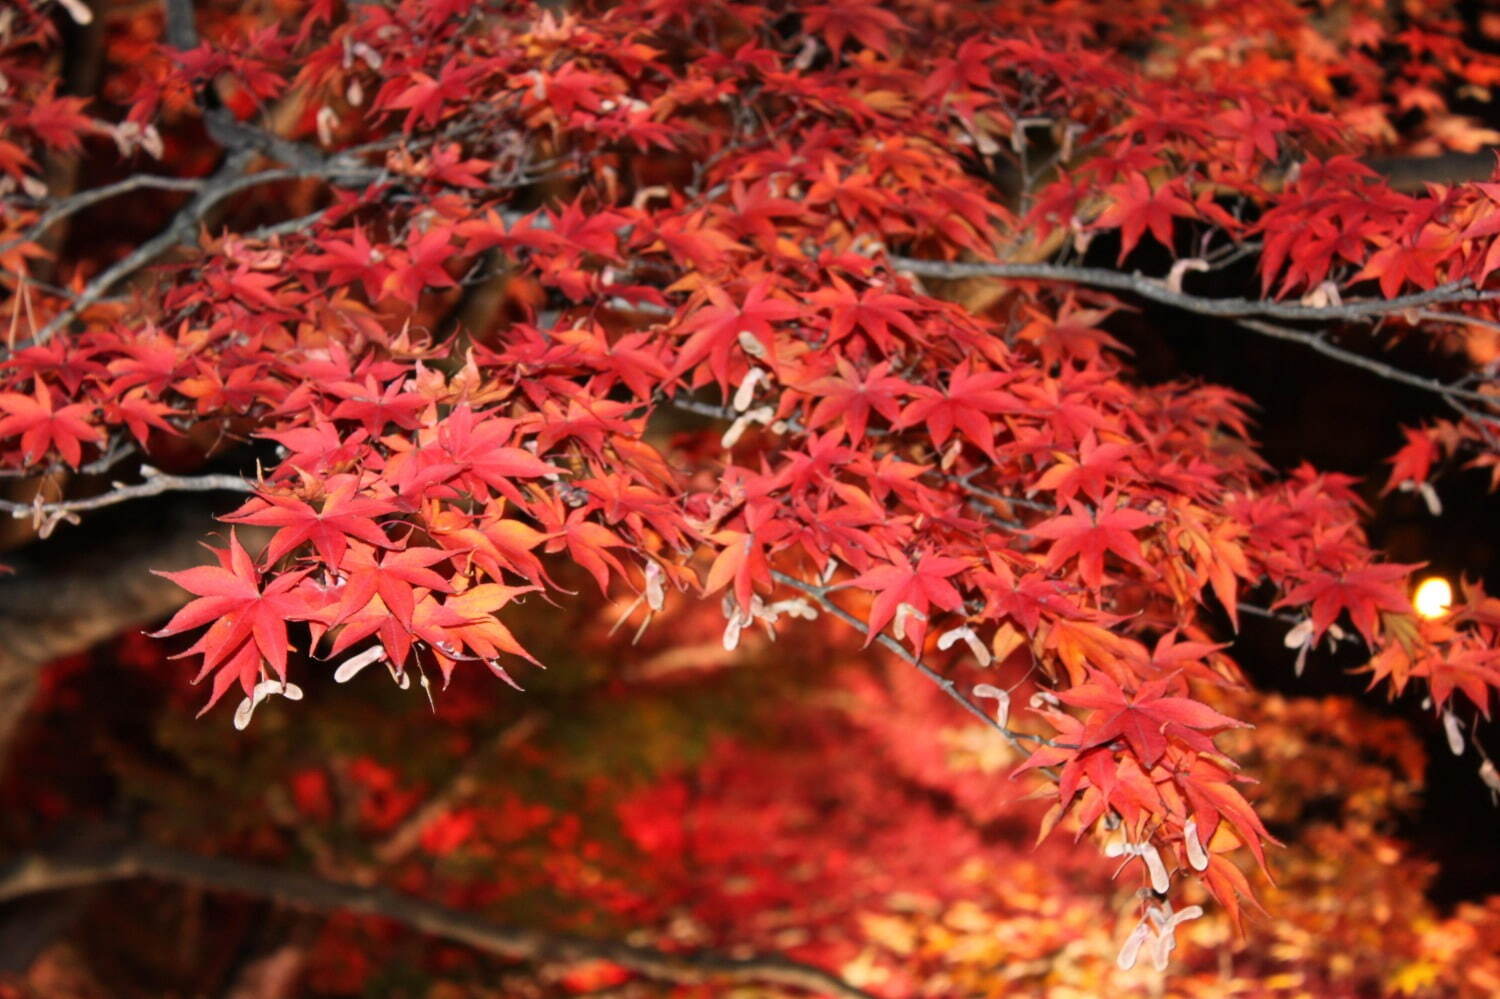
top-left (845, 551), bottom-right (968, 647)
top-left (382, 227), bottom-right (458, 305)
top-left (224, 474), bottom-right (397, 566)
top-left (298, 225), bottom-right (391, 303)
top-left (673, 281), bottom-right (800, 391)
top-left (896, 361), bottom-right (1018, 460)
top-left (1173, 755), bottom-right (1276, 874)
top-left (1094, 172), bottom-right (1196, 263)
top-left (1030, 497), bottom-right (1159, 589)
top-left (1278, 562), bottom-right (1416, 644)
top-left (809, 276), bottom-right (922, 352)
top-left (383, 65), bottom-right (483, 130)
top-left (1418, 645), bottom-right (1500, 716)
top-left (435, 407), bottom-right (564, 503)
top-left (1030, 431), bottom-right (1136, 505)
top-left (798, 358), bottom-right (909, 444)
top-left (535, 499), bottom-right (630, 596)
top-left (1059, 670), bottom-right (1248, 767)
top-left (152, 530), bottom-right (313, 709)
top-left (703, 501), bottom-right (795, 612)
top-left (0, 380), bottom-right (103, 466)
top-left (333, 542), bottom-right (455, 630)
top-left (1383, 426), bottom-right (1439, 492)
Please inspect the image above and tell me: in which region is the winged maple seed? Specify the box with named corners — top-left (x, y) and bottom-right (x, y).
top-left (1116, 899), bottom-right (1206, 972)
top-left (971, 683), bottom-right (1011, 729)
top-left (233, 678), bottom-right (303, 731)
top-left (5, 0), bottom-right (1500, 983)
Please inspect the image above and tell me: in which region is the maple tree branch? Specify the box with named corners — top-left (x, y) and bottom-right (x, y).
top-left (0, 272), bottom-right (127, 309)
top-left (1416, 309), bottom-right (1500, 338)
top-left (1235, 319), bottom-right (1500, 448)
top-left (0, 841), bottom-right (877, 999)
top-left (23, 153), bottom-right (384, 346)
top-left (15, 0), bottom-right (387, 347)
top-left (1235, 601), bottom-right (1304, 627)
top-left (894, 256), bottom-right (1500, 435)
top-left (769, 570), bottom-right (1061, 753)
top-left (0, 504), bottom-right (270, 759)
top-left (161, 0), bottom-right (199, 50)
top-left (202, 107), bottom-right (344, 173)
top-left (243, 207), bottom-right (333, 242)
top-left (0, 470), bottom-right (254, 535)
top-left (0, 434), bottom-right (145, 479)
top-left (667, 396), bottom-right (1048, 537)
top-left (1235, 600), bottom-right (1360, 647)
top-left (889, 256), bottom-right (1496, 321)
top-left (1232, 318), bottom-right (1496, 407)
top-left (1234, 319), bottom-right (1500, 449)
top-left (667, 397), bottom-right (1356, 674)
top-left (0, 174), bottom-right (206, 257)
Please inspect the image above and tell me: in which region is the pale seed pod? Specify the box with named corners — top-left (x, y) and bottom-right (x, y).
top-left (732, 368), bottom-right (765, 411)
top-left (892, 602), bottom-right (925, 641)
top-left (737, 329), bottom-right (768, 358)
top-left (1116, 921), bottom-right (1149, 971)
top-left (335, 645), bottom-right (387, 683)
top-left (972, 683), bottom-right (1011, 729)
top-left (1479, 758), bottom-right (1500, 796)
top-left (644, 561), bottom-right (665, 612)
top-left (1184, 817), bottom-right (1209, 871)
top-left (1141, 842), bottom-right (1170, 894)
top-left (316, 106), bottom-right (339, 147)
top-left (1444, 708), bottom-right (1465, 756)
top-left (57, 0), bottom-right (93, 25)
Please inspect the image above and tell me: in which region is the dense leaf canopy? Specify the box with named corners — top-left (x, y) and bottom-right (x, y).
top-left (3, 0), bottom-right (1500, 995)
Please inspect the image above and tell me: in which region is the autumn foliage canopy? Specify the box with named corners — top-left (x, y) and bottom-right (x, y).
top-left (4, 0), bottom-right (1500, 995)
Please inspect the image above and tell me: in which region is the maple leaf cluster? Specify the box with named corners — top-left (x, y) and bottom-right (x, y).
top-left (3, 0), bottom-right (1500, 967)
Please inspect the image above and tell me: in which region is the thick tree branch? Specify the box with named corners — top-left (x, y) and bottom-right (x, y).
top-left (0, 841), bottom-right (876, 999)
top-left (0, 500), bottom-right (267, 761)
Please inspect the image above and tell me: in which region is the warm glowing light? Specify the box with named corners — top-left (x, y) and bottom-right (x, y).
top-left (1413, 576), bottom-right (1454, 620)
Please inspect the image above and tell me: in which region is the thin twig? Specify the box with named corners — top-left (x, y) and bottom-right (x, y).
top-left (0, 174), bottom-right (206, 257)
top-left (888, 257), bottom-right (1495, 321)
top-left (0, 471), bottom-right (254, 534)
top-left (1234, 318), bottom-right (1497, 407)
top-left (23, 155), bottom-right (383, 346)
top-left (242, 208), bottom-right (333, 242)
top-left (770, 570), bottom-right (1061, 752)
top-left (1235, 602), bottom-right (1299, 626)
top-left (0, 840), bottom-right (876, 999)
top-left (162, 0), bottom-right (199, 49)
top-left (0, 435), bottom-right (142, 479)
top-left (1415, 309), bottom-right (1500, 337)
